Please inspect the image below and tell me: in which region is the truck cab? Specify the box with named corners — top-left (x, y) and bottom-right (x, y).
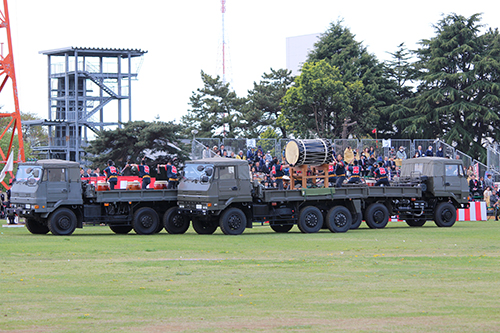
top-left (400, 157), bottom-right (469, 205)
top-left (11, 159), bottom-right (83, 218)
top-left (178, 157), bottom-right (252, 213)
top-left (177, 157), bottom-right (253, 234)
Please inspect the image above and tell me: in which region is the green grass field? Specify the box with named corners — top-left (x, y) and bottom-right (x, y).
top-left (1, 221), bottom-right (499, 332)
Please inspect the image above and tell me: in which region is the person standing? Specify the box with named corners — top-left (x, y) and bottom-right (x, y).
top-left (373, 161), bottom-right (390, 186)
top-left (436, 146), bottom-right (444, 157)
top-left (396, 146), bottom-right (407, 160)
top-left (103, 160), bottom-right (119, 190)
top-left (415, 145), bottom-right (424, 157)
top-left (270, 158), bottom-right (286, 190)
top-left (131, 159), bottom-right (151, 189)
top-left (165, 159), bottom-right (178, 189)
top-left (425, 145), bottom-right (434, 156)
top-left (334, 154), bottom-right (346, 187)
top-left (347, 160), bottom-right (362, 184)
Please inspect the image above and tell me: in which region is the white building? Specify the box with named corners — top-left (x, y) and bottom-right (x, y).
top-left (286, 33), bottom-right (321, 76)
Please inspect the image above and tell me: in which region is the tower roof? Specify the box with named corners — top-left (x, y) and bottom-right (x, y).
top-left (39, 46), bottom-right (147, 58)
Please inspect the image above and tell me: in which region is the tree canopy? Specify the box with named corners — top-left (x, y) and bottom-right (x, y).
top-left (181, 71), bottom-right (246, 138)
top-left (392, 13), bottom-right (500, 160)
top-left (84, 120), bottom-right (187, 170)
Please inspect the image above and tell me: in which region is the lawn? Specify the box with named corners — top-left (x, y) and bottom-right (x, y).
top-left (1, 221), bottom-right (499, 332)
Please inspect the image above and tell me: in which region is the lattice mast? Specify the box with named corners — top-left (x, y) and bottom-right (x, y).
top-left (0, 0), bottom-right (25, 187)
top-left (221, 0), bottom-right (227, 84)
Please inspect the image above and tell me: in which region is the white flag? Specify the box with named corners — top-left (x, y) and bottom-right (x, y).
top-left (0, 152), bottom-right (14, 183)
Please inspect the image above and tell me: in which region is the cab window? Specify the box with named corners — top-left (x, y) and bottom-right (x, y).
top-left (42, 168), bottom-right (66, 182)
top-left (218, 166), bottom-right (235, 180)
top-left (445, 164), bottom-right (459, 176)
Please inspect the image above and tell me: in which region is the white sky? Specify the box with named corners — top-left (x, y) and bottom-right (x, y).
top-left (3, 0), bottom-right (500, 125)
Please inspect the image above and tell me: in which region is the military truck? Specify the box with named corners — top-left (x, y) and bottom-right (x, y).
top-left (176, 156), bottom-right (469, 235)
top-left (9, 159), bottom-right (180, 235)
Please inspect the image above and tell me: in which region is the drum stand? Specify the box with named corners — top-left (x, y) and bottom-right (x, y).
top-left (289, 164), bottom-right (330, 188)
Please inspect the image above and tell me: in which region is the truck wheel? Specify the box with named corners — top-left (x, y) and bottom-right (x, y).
top-left (406, 219), bottom-right (426, 227)
top-left (48, 208), bottom-right (77, 236)
top-left (298, 206), bottom-right (323, 233)
top-left (219, 208), bottom-right (247, 235)
top-left (164, 207), bottom-right (190, 234)
top-left (192, 218), bottom-right (217, 234)
top-left (133, 207), bottom-right (160, 235)
top-left (25, 218), bottom-right (49, 234)
top-left (350, 212), bottom-right (363, 229)
top-left (364, 203), bottom-right (389, 229)
top-left (270, 224), bottom-right (293, 233)
top-left (109, 225), bottom-right (133, 234)
top-left (434, 202), bottom-right (457, 227)
top-left (326, 206), bottom-right (352, 233)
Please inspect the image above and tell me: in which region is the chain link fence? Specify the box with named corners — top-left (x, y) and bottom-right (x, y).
top-left (190, 137), bottom-right (500, 180)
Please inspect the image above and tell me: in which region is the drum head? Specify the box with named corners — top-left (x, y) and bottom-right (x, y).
top-left (285, 141), bottom-right (300, 165)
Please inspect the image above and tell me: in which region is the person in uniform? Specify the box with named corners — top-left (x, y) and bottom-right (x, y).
top-left (131, 159), bottom-right (151, 189)
top-left (159, 159), bottom-right (178, 189)
top-left (373, 161), bottom-right (390, 186)
top-left (270, 158), bottom-right (287, 190)
top-left (334, 154), bottom-right (346, 187)
top-left (347, 160), bottom-right (362, 184)
top-left (103, 160), bottom-right (119, 190)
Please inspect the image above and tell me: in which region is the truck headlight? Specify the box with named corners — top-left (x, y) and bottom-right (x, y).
top-left (179, 204), bottom-right (184, 209)
top-left (25, 204), bottom-right (31, 209)
top-left (196, 204), bottom-right (202, 209)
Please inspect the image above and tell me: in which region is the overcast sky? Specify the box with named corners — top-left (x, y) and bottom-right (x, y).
top-left (3, 0), bottom-right (500, 125)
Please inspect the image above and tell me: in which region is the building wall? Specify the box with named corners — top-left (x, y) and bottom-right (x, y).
top-left (286, 33), bottom-right (320, 76)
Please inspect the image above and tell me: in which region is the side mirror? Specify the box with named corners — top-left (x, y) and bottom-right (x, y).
top-left (205, 167), bottom-right (213, 177)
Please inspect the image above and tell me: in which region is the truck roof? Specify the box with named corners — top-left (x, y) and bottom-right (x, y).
top-left (21, 159), bottom-right (80, 168)
top-left (401, 157), bottom-right (463, 177)
top-left (187, 157), bottom-right (251, 180)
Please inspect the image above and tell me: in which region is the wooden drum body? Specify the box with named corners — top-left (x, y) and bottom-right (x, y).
top-left (285, 139), bottom-right (333, 166)
top-left (154, 180), bottom-right (168, 190)
top-left (126, 180), bottom-right (141, 190)
top-left (96, 181), bottom-right (110, 191)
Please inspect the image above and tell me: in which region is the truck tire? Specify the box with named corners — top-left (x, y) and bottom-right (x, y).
top-left (192, 218), bottom-right (217, 235)
top-left (364, 203), bottom-right (389, 229)
top-left (406, 219), bottom-right (426, 227)
top-left (298, 206), bottom-right (323, 233)
top-left (48, 208), bottom-right (77, 236)
top-left (434, 202), bottom-right (457, 227)
top-left (164, 207), bottom-right (190, 234)
top-left (350, 212), bottom-right (363, 229)
top-left (326, 206), bottom-right (352, 233)
top-left (219, 208), bottom-right (247, 235)
top-left (25, 218), bottom-right (49, 234)
top-left (270, 224), bottom-right (293, 233)
top-left (109, 225), bottom-right (133, 234)
top-left (133, 207), bottom-right (160, 235)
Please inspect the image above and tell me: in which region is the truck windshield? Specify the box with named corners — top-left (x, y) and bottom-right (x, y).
top-left (183, 164), bottom-right (214, 183)
top-left (15, 165), bottom-right (43, 186)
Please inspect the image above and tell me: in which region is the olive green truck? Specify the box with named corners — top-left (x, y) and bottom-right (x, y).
top-left (10, 157), bottom-right (469, 236)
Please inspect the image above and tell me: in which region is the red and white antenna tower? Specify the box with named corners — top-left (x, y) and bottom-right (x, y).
top-left (221, 0), bottom-right (226, 84)
top-left (0, 0), bottom-right (25, 188)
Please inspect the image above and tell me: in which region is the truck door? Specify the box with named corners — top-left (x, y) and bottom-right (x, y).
top-left (217, 166), bottom-right (238, 202)
top-left (44, 167), bottom-right (69, 205)
top-left (444, 163), bottom-right (464, 193)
